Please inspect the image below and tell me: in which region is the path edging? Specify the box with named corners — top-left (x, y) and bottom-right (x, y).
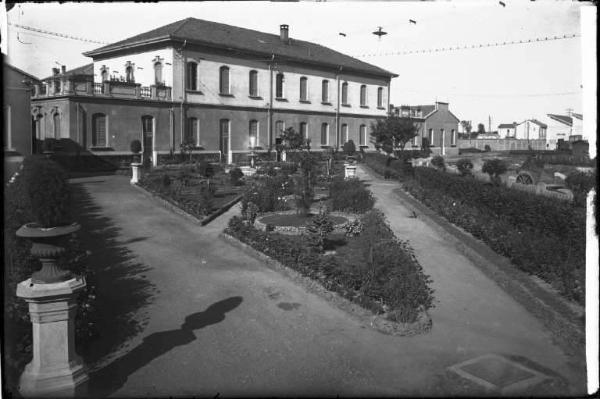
top-left (219, 232), bottom-right (432, 337)
top-left (359, 164), bottom-right (584, 356)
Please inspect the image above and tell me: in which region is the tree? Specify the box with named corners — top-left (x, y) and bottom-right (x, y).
top-left (280, 127), bottom-right (308, 151)
top-left (477, 123), bottom-right (486, 134)
top-left (370, 115), bottom-right (418, 155)
top-left (460, 120), bottom-right (472, 134)
top-left (482, 158), bottom-right (508, 186)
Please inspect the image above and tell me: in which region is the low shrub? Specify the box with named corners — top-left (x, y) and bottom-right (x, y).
top-left (196, 161), bottom-right (215, 178)
top-left (229, 167), bottom-right (244, 186)
top-left (431, 155), bottom-right (445, 171)
top-left (459, 147), bottom-right (483, 154)
top-left (364, 152), bottom-right (413, 180)
top-left (456, 158), bottom-right (474, 176)
top-left (329, 176), bottom-right (375, 213)
top-left (305, 206), bottom-right (335, 253)
top-left (484, 144), bottom-right (492, 152)
top-left (241, 175), bottom-right (291, 213)
top-left (343, 140), bottom-right (356, 156)
top-left (405, 167), bottom-right (585, 303)
top-left (566, 170), bottom-right (596, 207)
top-left (482, 158), bottom-right (508, 186)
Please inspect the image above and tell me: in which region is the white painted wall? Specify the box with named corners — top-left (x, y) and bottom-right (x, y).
top-left (515, 120), bottom-right (546, 140)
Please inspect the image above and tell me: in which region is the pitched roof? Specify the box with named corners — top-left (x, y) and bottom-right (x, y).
top-left (84, 18), bottom-right (397, 78)
top-left (498, 123), bottom-right (516, 128)
top-left (571, 113), bottom-right (583, 120)
top-left (547, 114), bottom-right (572, 126)
top-left (3, 61), bottom-right (41, 83)
top-left (399, 105), bottom-right (436, 116)
top-left (42, 63), bottom-right (94, 81)
top-left (529, 119), bottom-right (547, 128)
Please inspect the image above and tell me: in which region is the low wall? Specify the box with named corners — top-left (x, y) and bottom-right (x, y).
top-left (458, 139), bottom-right (546, 152)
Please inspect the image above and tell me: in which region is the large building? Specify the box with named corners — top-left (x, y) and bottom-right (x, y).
top-left (30, 18), bottom-right (397, 165)
top-left (392, 101), bottom-right (460, 156)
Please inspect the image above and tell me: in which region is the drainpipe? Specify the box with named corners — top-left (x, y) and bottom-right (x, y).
top-left (335, 66), bottom-right (341, 149)
top-left (268, 54), bottom-right (274, 154)
top-left (180, 40), bottom-right (187, 151)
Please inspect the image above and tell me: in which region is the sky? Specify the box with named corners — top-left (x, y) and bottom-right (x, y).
top-left (2, 0), bottom-right (595, 139)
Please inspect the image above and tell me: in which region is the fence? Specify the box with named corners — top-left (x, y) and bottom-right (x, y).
top-left (458, 138), bottom-right (546, 152)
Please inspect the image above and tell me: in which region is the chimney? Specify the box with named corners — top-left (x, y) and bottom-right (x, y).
top-left (52, 67), bottom-right (60, 76)
top-left (280, 24), bottom-right (289, 42)
top-left (61, 65), bottom-right (66, 74)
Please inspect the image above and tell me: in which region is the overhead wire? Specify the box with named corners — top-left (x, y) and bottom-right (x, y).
top-left (7, 22), bottom-right (110, 45)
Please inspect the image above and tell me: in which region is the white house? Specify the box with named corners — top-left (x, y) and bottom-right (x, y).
top-left (515, 119), bottom-right (547, 141)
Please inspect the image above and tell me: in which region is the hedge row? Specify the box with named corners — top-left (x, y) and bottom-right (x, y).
top-left (329, 176), bottom-right (375, 213)
top-left (363, 152), bottom-right (415, 180)
top-left (226, 209), bottom-right (434, 323)
top-left (404, 167), bottom-right (585, 304)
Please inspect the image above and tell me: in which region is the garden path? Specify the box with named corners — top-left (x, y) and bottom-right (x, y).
top-left (75, 173), bottom-right (585, 397)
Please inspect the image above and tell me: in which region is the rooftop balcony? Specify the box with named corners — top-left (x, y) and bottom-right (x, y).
top-left (32, 78), bottom-right (172, 102)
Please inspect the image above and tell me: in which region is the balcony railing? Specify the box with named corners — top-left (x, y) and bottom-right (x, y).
top-left (33, 79), bottom-right (172, 102)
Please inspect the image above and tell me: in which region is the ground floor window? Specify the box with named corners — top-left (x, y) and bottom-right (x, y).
top-left (219, 119), bottom-right (229, 158)
top-left (428, 129), bottom-right (434, 145)
top-left (52, 112), bottom-right (61, 139)
top-left (341, 124), bottom-right (348, 144)
top-left (186, 117), bottom-right (199, 145)
top-left (92, 113), bottom-right (107, 147)
top-left (249, 120), bottom-right (258, 147)
top-left (300, 122), bottom-right (308, 139)
top-left (451, 129), bottom-right (456, 146)
top-left (359, 124), bottom-right (367, 146)
top-left (275, 120), bottom-right (285, 136)
top-left (321, 123), bottom-right (329, 145)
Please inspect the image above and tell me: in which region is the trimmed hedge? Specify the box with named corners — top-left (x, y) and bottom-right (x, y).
top-left (329, 176), bottom-right (375, 213)
top-left (363, 152), bottom-right (414, 180)
top-left (225, 209), bottom-right (434, 323)
top-left (404, 167), bottom-right (586, 303)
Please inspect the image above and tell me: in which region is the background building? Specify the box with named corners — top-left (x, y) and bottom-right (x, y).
top-left (515, 119), bottom-right (547, 141)
top-left (30, 18), bottom-right (396, 165)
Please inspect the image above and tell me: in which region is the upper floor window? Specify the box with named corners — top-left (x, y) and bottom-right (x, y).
top-left (359, 124), bottom-right (367, 146)
top-left (154, 62), bottom-right (163, 85)
top-left (92, 113), bottom-right (107, 147)
top-left (299, 77), bottom-right (308, 101)
top-left (125, 66), bottom-right (134, 83)
top-left (321, 80), bottom-right (329, 103)
top-left (249, 70), bottom-right (258, 96)
top-left (300, 122), bottom-right (308, 138)
top-left (54, 80), bottom-right (61, 94)
top-left (249, 120), bottom-right (258, 146)
top-left (187, 62), bottom-right (198, 91)
top-left (219, 66), bottom-right (230, 95)
top-left (377, 87), bottom-right (384, 108)
top-left (360, 85), bottom-right (367, 106)
top-left (341, 82), bottom-right (349, 105)
top-left (321, 123), bottom-right (329, 145)
top-left (275, 73), bottom-right (285, 98)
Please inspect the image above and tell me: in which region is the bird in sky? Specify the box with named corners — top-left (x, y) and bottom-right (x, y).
top-left (339, 32), bottom-right (346, 37)
top-left (409, 19), bottom-right (417, 24)
top-left (499, 1), bottom-right (506, 7)
top-left (372, 26), bottom-right (387, 39)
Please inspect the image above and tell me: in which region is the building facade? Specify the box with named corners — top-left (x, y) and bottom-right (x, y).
top-left (497, 123), bottom-right (517, 138)
top-left (514, 119), bottom-right (547, 141)
top-left (392, 101), bottom-right (460, 156)
top-left (30, 18), bottom-right (396, 165)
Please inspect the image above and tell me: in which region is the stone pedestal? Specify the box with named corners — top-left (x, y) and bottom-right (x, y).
top-left (131, 162), bottom-right (141, 184)
top-left (16, 277), bottom-right (88, 397)
top-left (345, 164), bottom-right (357, 179)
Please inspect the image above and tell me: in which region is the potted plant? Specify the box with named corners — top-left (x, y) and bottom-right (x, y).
top-left (130, 139), bottom-right (142, 184)
top-left (16, 157), bottom-right (79, 284)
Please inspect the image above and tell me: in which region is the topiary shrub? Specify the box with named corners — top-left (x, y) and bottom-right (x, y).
top-left (482, 158), bottom-right (508, 186)
top-left (130, 140), bottom-right (142, 163)
top-left (22, 156), bottom-right (71, 227)
top-left (229, 167), bottom-right (244, 186)
top-left (305, 205), bottom-right (334, 253)
top-left (431, 155), bottom-right (445, 171)
top-left (456, 158), bottom-right (474, 176)
top-left (343, 139), bottom-right (356, 156)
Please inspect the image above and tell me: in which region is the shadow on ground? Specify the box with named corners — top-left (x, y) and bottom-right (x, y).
top-left (88, 296), bottom-right (243, 397)
top-left (70, 183), bottom-right (157, 367)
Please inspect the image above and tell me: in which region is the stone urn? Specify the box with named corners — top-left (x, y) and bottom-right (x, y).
top-left (130, 162), bottom-right (142, 184)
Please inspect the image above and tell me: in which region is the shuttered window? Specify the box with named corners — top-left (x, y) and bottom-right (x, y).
top-left (249, 70), bottom-right (258, 96)
top-left (341, 82), bottom-right (348, 104)
top-left (219, 66), bottom-right (230, 94)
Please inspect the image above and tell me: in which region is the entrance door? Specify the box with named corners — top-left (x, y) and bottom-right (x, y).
top-left (219, 119), bottom-right (229, 163)
top-left (142, 116), bottom-right (154, 166)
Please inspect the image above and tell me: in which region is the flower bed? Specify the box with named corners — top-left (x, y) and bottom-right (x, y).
top-left (403, 166), bottom-right (586, 304)
top-left (226, 209), bottom-right (434, 329)
top-left (255, 210), bottom-right (355, 234)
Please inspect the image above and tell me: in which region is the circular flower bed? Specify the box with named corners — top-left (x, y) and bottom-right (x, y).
top-left (255, 210), bottom-right (356, 234)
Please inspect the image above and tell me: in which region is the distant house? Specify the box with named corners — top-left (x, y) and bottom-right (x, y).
top-left (545, 112), bottom-right (584, 149)
top-left (391, 101), bottom-right (460, 156)
top-left (497, 122), bottom-right (517, 138)
top-left (3, 60), bottom-right (41, 157)
top-left (515, 119), bottom-right (547, 141)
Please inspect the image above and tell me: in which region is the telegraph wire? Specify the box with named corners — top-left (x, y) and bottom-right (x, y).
top-left (8, 22), bottom-right (109, 45)
top-left (355, 33), bottom-right (579, 58)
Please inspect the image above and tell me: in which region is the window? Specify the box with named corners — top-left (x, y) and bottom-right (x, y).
top-left (341, 82), bottom-right (348, 104)
top-left (413, 132), bottom-right (419, 146)
top-left (300, 122), bottom-right (308, 138)
top-left (360, 85), bottom-right (367, 106)
top-left (154, 62), bottom-right (163, 85)
top-left (92, 114), bottom-right (107, 147)
top-left (275, 73), bottom-right (284, 98)
top-left (249, 120), bottom-right (258, 146)
top-left (125, 66), bottom-right (134, 83)
top-left (275, 120), bottom-right (285, 135)
top-left (219, 66), bottom-right (230, 94)
top-left (428, 129), bottom-right (434, 145)
top-left (341, 124), bottom-right (348, 143)
top-left (322, 80), bottom-right (329, 103)
top-left (249, 70), bottom-right (258, 96)
top-left (299, 77), bottom-right (308, 101)
top-left (186, 118), bottom-right (198, 145)
top-left (359, 124), bottom-right (367, 146)
top-left (219, 119), bottom-right (229, 159)
top-left (451, 129), bottom-right (456, 146)
top-left (54, 80), bottom-right (61, 94)
top-left (377, 87), bottom-right (383, 108)
top-left (321, 123), bottom-right (329, 146)
top-left (53, 113), bottom-right (61, 139)
top-left (187, 62), bottom-right (198, 91)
